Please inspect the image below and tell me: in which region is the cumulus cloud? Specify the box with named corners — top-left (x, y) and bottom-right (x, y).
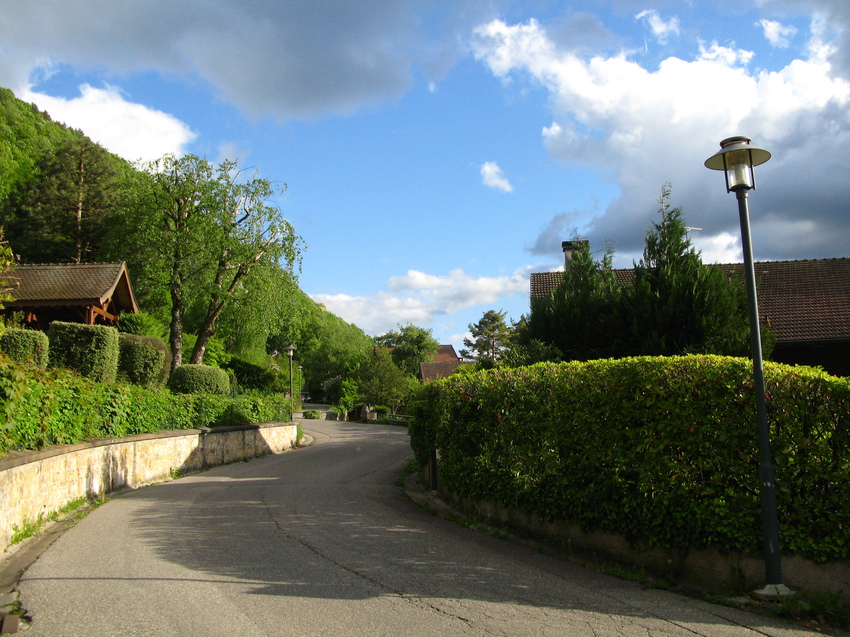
top-left (472, 15), bottom-right (850, 264)
top-left (20, 84), bottom-right (196, 161)
top-left (312, 267), bottom-right (529, 336)
top-left (760, 19), bottom-right (797, 49)
top-left (0, 0), bottom-right (487, 121)
top-left (635, 10), bottom-right (680, 45)
top-left (480, 161), bottom-right (513, 192)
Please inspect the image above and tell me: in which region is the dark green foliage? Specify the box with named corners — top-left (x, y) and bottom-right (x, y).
top-left (374, 324), bottom-right (440, 377)
top-left (117, 333), bottom-right (170, 388)
top-left (224, 356), bottom-right (276, 391)
top-left (0, 359), bottom-right (293, 454)
top-left (0, 328), bottom-right (49, 367)
top-left (461, 310), bottom-right (514, 363)
top-left (168, 364), bottom-right (231, 395)
top-left (411, 356), bottom-right (850, 563)
top-left (48, 321), bottom-right (119, 382)
top-left (116, 311), bottom-right (167, 340)
top-left (356, 347), bottom-right (417, 412)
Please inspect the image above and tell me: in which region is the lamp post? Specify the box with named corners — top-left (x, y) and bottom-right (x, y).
top-left (705, 136), bottom-right (791, 599)
top-left (284, 344), bottom-right (296, 400)
top-left (298, 365), bottom-right (303, 400)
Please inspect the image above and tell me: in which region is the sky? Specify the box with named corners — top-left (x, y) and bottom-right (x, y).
top-left (1, 1), bottom-right (849, 353)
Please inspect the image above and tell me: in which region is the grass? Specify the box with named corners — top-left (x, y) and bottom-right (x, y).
top-left (9, 495), bottom-right (102, 546)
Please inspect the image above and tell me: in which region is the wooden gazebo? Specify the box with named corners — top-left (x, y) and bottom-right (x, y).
top-left (3, 262), bottom-right (138, 330)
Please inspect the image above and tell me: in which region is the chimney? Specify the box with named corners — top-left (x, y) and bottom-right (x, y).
top-left (562, 240), bottom-right (589, 269)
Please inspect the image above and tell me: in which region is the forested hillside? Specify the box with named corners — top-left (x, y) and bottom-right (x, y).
top-left (0, 86), bottom-right (372, 399)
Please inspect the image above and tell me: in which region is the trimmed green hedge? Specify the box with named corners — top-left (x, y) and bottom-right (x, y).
top-left (0, 358), bottom-right (294, 454)
top-left (0, 328), bottom-right (49, 367)
top-left (118, 333), bottom-right (170, 388)
top-left (169, 364), bottom-right (231, 395)
top-left (411, 355), bottom-right (850, 563)
top-left (48, 322), bottom-right (119, 382)
top-left (224, 356), bottom-right (277, 391)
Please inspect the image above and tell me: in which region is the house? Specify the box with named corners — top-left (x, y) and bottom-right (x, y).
top-left (3, 262), bottom-right (139, 330)
top-left (419, 344), bottom-right (475, 382)
top-left (530, 241), bottom-right (850, 377)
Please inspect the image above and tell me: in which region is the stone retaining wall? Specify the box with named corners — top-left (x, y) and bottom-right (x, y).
top-left (0, 423), bottom-right (298, 550)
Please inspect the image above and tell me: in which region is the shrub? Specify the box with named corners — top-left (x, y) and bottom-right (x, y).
top-left (224, 356), bottom-right (276, 391)
top-left (168, 364), bottom-right (231, 395)
top-left (116, 311), bottom-right (166, 339)
top-left (303, 409), bottom-right (321, 419)
top-left (48, 322), bottom-right (119, 382)
top-left (411, 355), bottom-right (850, 563)
top-left (118, 333), bottom-right (170, 388)
top-left (0, 328), bottom-right (49, 367)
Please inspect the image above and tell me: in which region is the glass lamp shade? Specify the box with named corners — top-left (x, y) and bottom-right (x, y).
top-left (705, 136), bottom-right (771, 192)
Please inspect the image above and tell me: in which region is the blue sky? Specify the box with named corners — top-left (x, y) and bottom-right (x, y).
top-left (2, 1), bottom-right (849, 354)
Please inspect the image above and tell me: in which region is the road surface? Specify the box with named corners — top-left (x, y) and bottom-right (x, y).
top-left (17, 419), bottom-right (816, 636)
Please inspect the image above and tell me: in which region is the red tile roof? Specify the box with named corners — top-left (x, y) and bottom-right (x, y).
top-left (434, 344), bottom-right (461, 362)
top-left (530, 258), bottom-right (850, 344)
top-left (419, 360), bottom-right (474, 382)
top-left (6, 262), bottom-right (138, 312)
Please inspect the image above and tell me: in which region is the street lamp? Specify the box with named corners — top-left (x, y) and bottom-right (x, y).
top-left (298, 365), bottom-right (303, 401)
top-left (705, 136), bottom-right (791, 599)
top-left (284, 344), bottom-right (296, 400)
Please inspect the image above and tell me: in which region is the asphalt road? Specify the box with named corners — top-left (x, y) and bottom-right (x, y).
top-left (17, 419), bottom-right (817, 636)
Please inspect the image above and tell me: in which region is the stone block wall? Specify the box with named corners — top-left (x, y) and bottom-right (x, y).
top-left (0, 423), bottom-right (298, 550)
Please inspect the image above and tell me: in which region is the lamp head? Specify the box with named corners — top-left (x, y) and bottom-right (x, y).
top-left (704, 136), bottom-right (771, 192)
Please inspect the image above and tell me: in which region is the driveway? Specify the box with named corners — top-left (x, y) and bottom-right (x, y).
top-left (16, 419), bottom-right (818, 636)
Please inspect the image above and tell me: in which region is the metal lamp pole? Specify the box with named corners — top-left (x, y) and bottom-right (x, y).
top-left (284, 344), bottom-right (296, 400)
top-left (705, 137), bottom-right (791, 599)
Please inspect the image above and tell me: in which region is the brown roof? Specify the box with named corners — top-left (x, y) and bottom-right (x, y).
top-left (6, 262), bottom-right (139, 313)
top-left (530, 258), bottom-right (850, 344)
top-left (434, 344), bottom-right (461, 362)
top-left (419, 360), bottom-right (475, 382)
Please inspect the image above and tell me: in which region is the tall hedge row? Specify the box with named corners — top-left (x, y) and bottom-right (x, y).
top-left (48, 321), bottom-right (119, 382)
top-left (118, 333), bottom-right (170, 388)
top-left (411, 356), bottom-right (850, 563)
top-left (0, 328), bottom-right (49, 367)
top-left (0, 357), bottom-right (294, 455)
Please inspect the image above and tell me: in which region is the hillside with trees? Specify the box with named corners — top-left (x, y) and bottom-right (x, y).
top-left (0, 86), bottom-right (374, 401)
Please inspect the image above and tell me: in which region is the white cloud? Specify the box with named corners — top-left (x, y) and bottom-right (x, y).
top-left (759, 19), bottom-right (797, 49)
top-left (480, 161), bottom-right (513, 192)
top-left (312, 267), bottom-right (529, 336)
top-left (635, 10), bottom-right (680, 45)
top-left (21, 83), bottom-right (196, 161)
top-left (472, 16), bottom-right (850, 263)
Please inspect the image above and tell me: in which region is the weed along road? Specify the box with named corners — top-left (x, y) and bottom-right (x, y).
top-left (17, 420), bottom-right (816, 637)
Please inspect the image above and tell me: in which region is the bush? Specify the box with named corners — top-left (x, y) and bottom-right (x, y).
top-left (118, 333), bottom-right (170, 388)
top-left (0, 328), bottom-right (49, 367)
top-left (411, 355), bottom-right (850, 563)
top-left (224, 356), bottom-right (276, 391)
top-left (116, 311), bottom-right (167, 339)
top-left (168, 364), bottom-right (231, 395)
top-left (48, 322), bottom-right (119, 382)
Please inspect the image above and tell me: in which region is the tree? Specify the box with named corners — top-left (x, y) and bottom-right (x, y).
top-left (2, 137), bottom-right (124, 263)
top-left (374, 323), bottom-right (440, 377)
top-left (623, 184), bottom-right (753, 357)
top-left (461, 310), bottom-right (513, 363)
top-left (356, 348), bottom-right (417, 413)
top-left (525, 237), bottom-right (622, 361)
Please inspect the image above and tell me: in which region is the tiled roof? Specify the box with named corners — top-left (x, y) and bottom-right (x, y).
top-left (419, 360), bottom-right (474, 382)
top-left (530, 258), bottom-right (850, 344)
top-left (5, 262), bottom-right (138, 311)
top-left (434, 344), bottom-right (461, 362)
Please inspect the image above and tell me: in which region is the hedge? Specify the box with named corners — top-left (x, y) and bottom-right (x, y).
top-left (169, 364), bottom-right (231, 395)
top-left (48, 322), bottom-right (119, 382)
top-left (410, 355), bottom-right (850, 563)
top-left (0, 359), bottom-right (295, 455)
top-left (118, 333), bottom-right (170, 388)
top-left (0, 328), bottom-right (49, 367)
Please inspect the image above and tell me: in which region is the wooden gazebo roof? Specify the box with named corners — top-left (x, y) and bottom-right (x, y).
top-left (4, 262), bottom-right (138, 327)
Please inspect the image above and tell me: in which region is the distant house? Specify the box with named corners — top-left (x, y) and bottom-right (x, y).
top-left (531, 242), bottom-right (850, 377)
top-left (3, 262), bottom-right (139, 330)
top-left (419, 344), bottom-right (475, 382)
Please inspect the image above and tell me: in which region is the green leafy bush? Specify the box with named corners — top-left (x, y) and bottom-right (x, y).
top-left (224, 356), bottom-right (276, 391)
top-left (168, 364), bottom-right (231, 395)
top-left (0, 328), bottom-right (49, 367)
top-left (47, 321), bottom-right (119, 382)
top-left (411, 355), bottom-right (850, 563)
top-left (116, 311), bottom-right (167, 339)
top-left (0, 358), bottom-right (292, 454)
top-left (118, 333), bottom-right (170, 388)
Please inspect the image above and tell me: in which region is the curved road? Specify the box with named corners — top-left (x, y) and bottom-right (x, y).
top-left (18, 420), bottom-right (814, 636)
